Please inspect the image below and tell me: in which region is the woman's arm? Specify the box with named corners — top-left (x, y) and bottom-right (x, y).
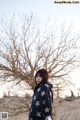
top-left (40, 84), bottom-right (53, 118)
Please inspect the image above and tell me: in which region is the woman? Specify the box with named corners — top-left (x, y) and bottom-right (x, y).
top-left (29, 69), bottom-right (53, 120)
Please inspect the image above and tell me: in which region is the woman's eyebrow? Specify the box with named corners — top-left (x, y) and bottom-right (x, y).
top-left (37, 73), bottom-right (41, 76)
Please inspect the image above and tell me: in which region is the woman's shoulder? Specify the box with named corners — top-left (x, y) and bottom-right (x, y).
top-left (40, 82), bottom-right (53, 90)
top-left (40, 83), bottom-right (48, 88)
top-left (40, 82), bottom-right (53, 87)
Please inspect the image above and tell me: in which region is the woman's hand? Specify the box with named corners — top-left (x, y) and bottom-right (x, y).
top-left (45, 116), bottom-right (52, 120)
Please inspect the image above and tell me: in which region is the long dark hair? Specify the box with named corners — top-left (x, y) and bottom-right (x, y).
top-left (35, 69), bottom-right (48, 84)
top-left (34, 69), bottom-right (53, 101)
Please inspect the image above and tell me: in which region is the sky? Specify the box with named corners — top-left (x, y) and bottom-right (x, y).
top-left (0, 0), bottom-right (80, 26)
top-left (0, 0), bottom-right (80, 97)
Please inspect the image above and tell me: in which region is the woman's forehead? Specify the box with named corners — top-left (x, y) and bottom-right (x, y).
top-left (36, 72), bottom-right (42, 76)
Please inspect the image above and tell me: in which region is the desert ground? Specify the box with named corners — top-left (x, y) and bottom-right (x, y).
top-left (56, 98), bottom-right (80, 120)
top-left (0, 95), bottom-right (80, 120)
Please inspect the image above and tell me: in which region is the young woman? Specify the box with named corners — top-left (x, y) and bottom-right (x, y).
top-left (29, 69), bottom-right (53, 120)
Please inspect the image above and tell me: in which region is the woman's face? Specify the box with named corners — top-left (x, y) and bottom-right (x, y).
top-left (36, 75), bottom-right (42, 85)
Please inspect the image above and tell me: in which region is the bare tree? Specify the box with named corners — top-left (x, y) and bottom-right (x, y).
top-left (0, 14), bottom-right (80, 119)
top-left (0, 14), bottom-right (80, 91)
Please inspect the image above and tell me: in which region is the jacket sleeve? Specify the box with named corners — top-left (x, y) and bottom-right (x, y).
top-left (40, 84), bottom-right (53, 117)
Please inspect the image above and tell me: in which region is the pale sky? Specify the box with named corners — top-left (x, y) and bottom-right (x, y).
top-left (0, 0), bottom-right (80, 97)
top-left (0, 0), bottom-right (80, 25)
top-left (0, 0), bottom-right (80, 31)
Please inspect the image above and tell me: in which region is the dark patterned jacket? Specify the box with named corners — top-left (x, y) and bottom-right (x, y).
top-left (29, 82), bottom-right (53, 120)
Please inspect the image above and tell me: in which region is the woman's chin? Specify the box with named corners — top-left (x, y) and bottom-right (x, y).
top-left (37, 82), bottom-right (40, 85)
